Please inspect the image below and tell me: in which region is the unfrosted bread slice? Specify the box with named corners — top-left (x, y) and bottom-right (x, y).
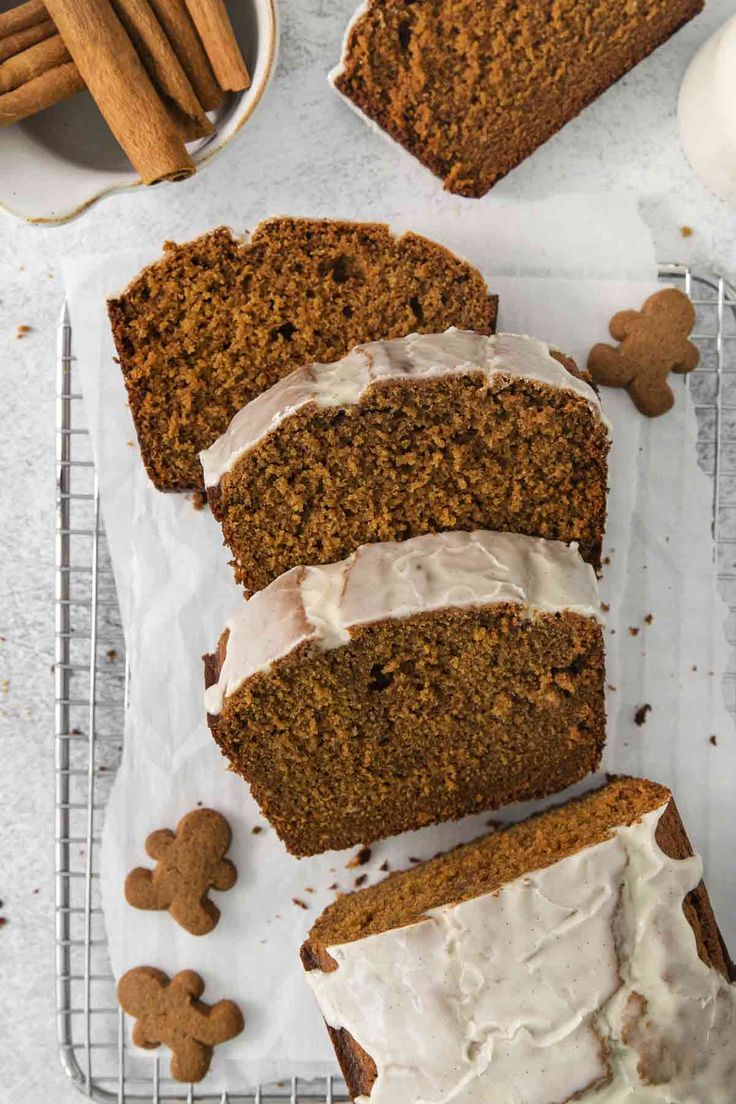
top-left (202, 329), bottom-right (610, 593)
top-left (108, 218), bottom-right (498, 491)
top-left (331, 0), bottom-right (703, 197)
top-left (204, 530), bottom-right (606, 856)
top-left (302, 776), bottom-right (735, 1103)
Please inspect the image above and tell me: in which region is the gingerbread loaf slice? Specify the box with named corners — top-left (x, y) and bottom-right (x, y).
top-left (203, 530), bottom-right (606, 857)
top-left (331, 0), bottom-right (703, 197)
top-left (202, 329), bottom-right (609, 593)
top-left (302, 776), bottom-right (735, 1103)
top-left (108, 218), bottom-right (498, 491)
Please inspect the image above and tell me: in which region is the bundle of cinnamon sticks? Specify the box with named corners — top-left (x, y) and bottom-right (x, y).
top-left (0, 0), bottom-right (251, 184)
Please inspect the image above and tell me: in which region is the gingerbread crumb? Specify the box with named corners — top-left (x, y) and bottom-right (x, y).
top-left (379, 860), bottom-right (389, 872)
top-left (328, 882), bottom-right (338, 891)
top-left (354, 873), bottom-right (368, 887)
top-left (346, 846), bottom-right (372, 868)
top-left (251, 826), bottom-right (263, 835)
top-left (709, 735), bottom-right (718, 746)
top-left (680, 225), bottom-right (694, 238)
top-left (292, 898), bottom-right (308, 910)
top-left (106, 648), bottom-right (118, 662)
top-left (600, 602), bottom-right (610, 613)
top-left (191, 491), bottom-right (207, 511)
top-left (644, 613), bottom-right (653, 624)
top-left (634, 704), bottom-right (652, 727)
top-left (16, 324), bottom-right (32, 338)
top-left (629, 627), bottom-right (640, 637)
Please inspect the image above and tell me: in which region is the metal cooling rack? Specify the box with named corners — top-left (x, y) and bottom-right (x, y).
top-left (54, 266), bottom-right (736, 1101)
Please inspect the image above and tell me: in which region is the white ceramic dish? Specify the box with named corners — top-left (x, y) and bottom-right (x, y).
top-left (678, 14), bottom-right (736, 208)
top-left (0, 0), bottom-right (278, 225)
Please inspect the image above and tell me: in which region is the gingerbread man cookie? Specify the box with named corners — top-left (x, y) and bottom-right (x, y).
top-left (117, 966), bottom-right (244, 1082)
top-left (125, 808), bottom-right (236, 935)
top-left (587, 287), bottom-right (699, 416)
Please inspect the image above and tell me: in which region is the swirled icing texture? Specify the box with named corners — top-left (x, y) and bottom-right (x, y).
top-left (204, 529), bottom-right (601, 717)
top-left (199, 329), bottom-right (609, 488)
top-left (306, 805), bottom-right (736, 1104)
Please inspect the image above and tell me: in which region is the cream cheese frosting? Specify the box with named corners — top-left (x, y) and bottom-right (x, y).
top-left (305, 805), bottom-right (736, 1104)
top-left (204, 529), bottom-right (601, 716)
top-left (199, 329), bottom-right (608, 489)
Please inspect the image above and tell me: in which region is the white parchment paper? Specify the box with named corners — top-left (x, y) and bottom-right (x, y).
top-left (63, 194), bottom-right (736, 1089)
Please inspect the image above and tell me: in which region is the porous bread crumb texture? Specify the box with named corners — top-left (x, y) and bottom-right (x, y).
top-left (212, 373), bottom-right (609, 593)
top-left (335, 0), bottom-right (704, 197)
top-left (108, 219), bottom-right (498, 491)
top-left (205, 604), bottom-right (606, 857)
top-left (301, 777), bottom-right (733, 1103)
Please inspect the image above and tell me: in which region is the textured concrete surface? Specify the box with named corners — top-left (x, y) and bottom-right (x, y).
top-left (1, 1), bottom-right (735, 1101)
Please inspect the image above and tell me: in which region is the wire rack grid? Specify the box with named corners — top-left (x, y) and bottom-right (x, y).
top-left (54, 266), bottom-right (736, 1101)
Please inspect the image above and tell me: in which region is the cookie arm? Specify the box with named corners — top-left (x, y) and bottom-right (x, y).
top-left (195, 999), bottom-right (245, 1046)
top-left (145, 828), bottom-right (175, 860)
top-left (608, 309), bottom-right (639, 342)
top-left (587, 344), bottom-right (635, 387)
top-left (125, 867), bottom-right (166, 911)
top-left (170, 970), bottom-right (206, 999)
top-left (211, 857), bottom-right (237, 892)
top-left (132, 1019), bottom-right (160, 1050)
top-left (672, 339), bottom-right (700, 375)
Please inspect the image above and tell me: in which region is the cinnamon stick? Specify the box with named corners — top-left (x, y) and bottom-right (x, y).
top-left (148, 0), bottom-right (222, 111)
top-left (0, 59), bottom-right (83, 125)
top-left (0, 0), bottom-right (47, 37)
top-left (110, 0), bottom-right (213, 138)
top-left (182, 0), bottom-right (250, 92)
top-left (0, 16), bottom-right (54, 63)
top-left (42, 0), bottom-right (193, 183)
top-left (0, 33), bottom-right (69, 93)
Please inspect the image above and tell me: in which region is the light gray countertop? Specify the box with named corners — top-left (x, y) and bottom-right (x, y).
top-left (1, 2), bottom-right (735, 1100)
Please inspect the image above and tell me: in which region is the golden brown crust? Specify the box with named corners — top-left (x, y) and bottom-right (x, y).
top-left (108, 219), bottom-right (498, 491)
top-left (335, 0), bottom-right (704, 198)
top-left (655, 800), bottom-right (733, 980)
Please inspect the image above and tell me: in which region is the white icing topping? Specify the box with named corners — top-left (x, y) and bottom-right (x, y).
top-left (204, 529), bottom-right (601, 716)
top-left (305, 805), bottom-right (736, 1104)
top-left (200, 330), bottom-right (608, 488)
top-left (678, 16), bottom-right (736, 207)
